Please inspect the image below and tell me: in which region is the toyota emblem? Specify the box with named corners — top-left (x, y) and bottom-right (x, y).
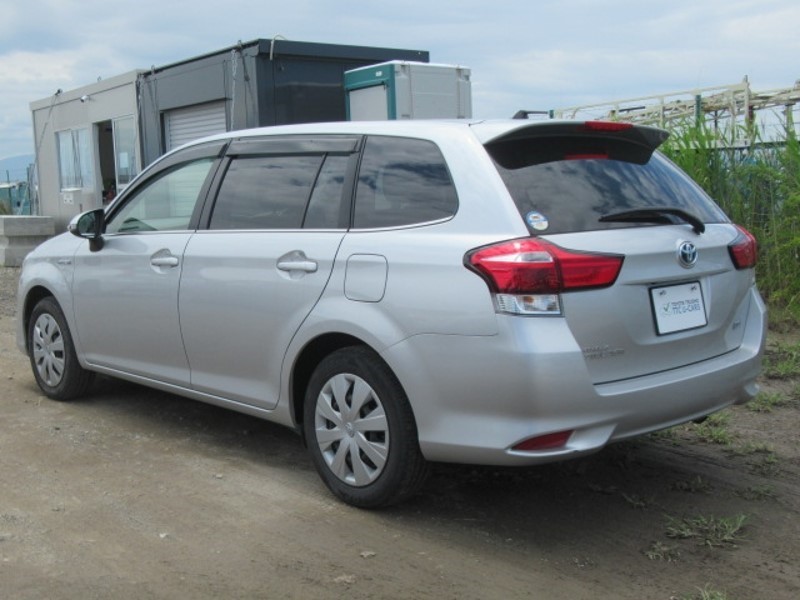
top-left (678, 241), bottom-right (698, 268)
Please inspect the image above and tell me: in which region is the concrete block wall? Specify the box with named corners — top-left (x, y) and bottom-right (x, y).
top-left (0, 216), bottom-right (55, 267)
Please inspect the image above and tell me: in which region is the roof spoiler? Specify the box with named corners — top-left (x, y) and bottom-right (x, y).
top-left (484, 121), bottom-right (670, 169)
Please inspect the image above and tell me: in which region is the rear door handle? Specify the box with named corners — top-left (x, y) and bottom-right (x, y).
top-left (277, 259), bottom-right (318, 273)
top-left (277, 250), bottom-right (318, 274)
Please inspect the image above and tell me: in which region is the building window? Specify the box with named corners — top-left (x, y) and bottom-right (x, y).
top-left (57, 129), bottom-right (94, 190)
top-left (113, 116), bottom-right (138, 190)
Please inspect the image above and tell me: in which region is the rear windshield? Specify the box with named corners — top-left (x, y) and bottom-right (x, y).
top-left (491, 151), bottom-right (729, 235)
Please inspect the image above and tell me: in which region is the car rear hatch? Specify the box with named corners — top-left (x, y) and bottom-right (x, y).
top-left (476, 121), bottom-right (758, 384)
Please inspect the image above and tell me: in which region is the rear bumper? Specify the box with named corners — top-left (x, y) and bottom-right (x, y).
top-left (383, 286), bottom-right (766, 466)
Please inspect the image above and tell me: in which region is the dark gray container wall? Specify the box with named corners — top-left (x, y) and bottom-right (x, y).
top-left (138, 39), bottom-right (428, 166)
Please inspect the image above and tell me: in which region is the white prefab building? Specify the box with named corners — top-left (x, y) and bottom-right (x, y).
top-left (30, 71), bottom-right (142, 230)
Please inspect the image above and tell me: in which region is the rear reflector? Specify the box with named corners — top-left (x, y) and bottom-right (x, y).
top-left (728, 225), bottom-right (758, 269)
top-left (513, 430), bottom-right (573, 451)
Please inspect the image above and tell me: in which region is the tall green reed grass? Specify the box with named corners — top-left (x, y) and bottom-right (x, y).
top-left (661, 122), bottom-right (800, 324)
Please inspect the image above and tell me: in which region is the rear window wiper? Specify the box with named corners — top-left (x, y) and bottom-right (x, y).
top-left (599, 207), bottom-right (705, 234)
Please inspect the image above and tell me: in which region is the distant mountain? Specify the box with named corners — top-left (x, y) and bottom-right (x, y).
top-left (0, 154), bottom-right (35, 181)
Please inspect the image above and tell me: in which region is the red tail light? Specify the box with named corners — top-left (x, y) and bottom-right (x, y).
top-left (466, 238), bottom-right (624, 316)
top-left (467, 238), bottom-right (623, 294)
top-left (728, 225), bottom-right (758, 269)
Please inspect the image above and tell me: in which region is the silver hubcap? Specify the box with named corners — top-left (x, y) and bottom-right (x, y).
top-left (314, 373), bottom-right (389, 487)
top-left (32, 314), bottom-right (65, 387)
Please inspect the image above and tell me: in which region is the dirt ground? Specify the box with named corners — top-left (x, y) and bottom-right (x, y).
top-left (1, 266), bottom-right (798, 599)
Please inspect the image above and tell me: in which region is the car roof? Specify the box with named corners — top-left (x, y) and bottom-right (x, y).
top-left (169, 119), bottom-right (667, 159)
top-left (179, 119), bottom-right (557, 149)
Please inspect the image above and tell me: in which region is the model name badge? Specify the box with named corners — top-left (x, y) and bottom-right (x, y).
top-left (582, 345), bottom-right (625, 360)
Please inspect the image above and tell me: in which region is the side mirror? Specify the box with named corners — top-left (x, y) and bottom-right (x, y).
top-left (68, 208), bottom-right (106, 251)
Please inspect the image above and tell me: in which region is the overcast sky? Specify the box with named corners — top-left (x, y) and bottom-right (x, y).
top-left (1, 0), bottom-right (798, 160)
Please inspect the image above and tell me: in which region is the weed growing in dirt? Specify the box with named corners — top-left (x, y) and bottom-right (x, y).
top-left (677, 584), bottom-right (730, 600)
top-left (763, 342), bottom-right (800, 379)
top-left (648, 427), bottom-right (680, 444)
top-left (727, 441), bottom-right (774, 456)
top-left (670, 476), bottom-right (712, 494)
top-left (665, 514), bottom-right (748, 548)
top-left (622, 493), bottom-right (653, 509)
top-left (748, 452), bottom-right (781, 477)
top-left (692, 412), bottom-right (733, 445)
top-left (645, 540), bottom-right (680, 562)
top-left (735, 484), bottom-right (777, 501)
top-left (746, 391), bottom-right (790, 412)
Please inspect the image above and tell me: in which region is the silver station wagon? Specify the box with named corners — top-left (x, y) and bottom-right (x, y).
top-left (17, 119), bottom-right (766, 507)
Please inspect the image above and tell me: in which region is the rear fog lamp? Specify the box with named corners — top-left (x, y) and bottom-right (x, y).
top-left (512, 430), bottom-right (573, 451)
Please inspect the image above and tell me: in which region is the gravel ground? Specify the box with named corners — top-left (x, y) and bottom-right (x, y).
top-left (3, 263), bottom-right (799, 598)
top-left (0, 266), bottom-right (19, 317)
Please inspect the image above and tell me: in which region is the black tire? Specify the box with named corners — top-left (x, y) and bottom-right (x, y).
top-left (303, 347), bottom-right (428, 508)
top-left (28, 296), bottom-right (94, 401)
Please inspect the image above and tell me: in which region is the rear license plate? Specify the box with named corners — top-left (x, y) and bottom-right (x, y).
top-left (650, 282), bottom-right (707, 335)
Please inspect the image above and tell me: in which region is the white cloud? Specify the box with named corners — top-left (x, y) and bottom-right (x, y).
top-left (0, 0), bottom-right (798, 158)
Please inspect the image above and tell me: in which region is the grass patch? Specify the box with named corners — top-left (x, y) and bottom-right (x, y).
top-left (746, 391), bottom-right (790, 412)
top-left (748, 452), bottom-right (781, 477)
top-left (692, 412), bottom-right (733, 445)
top-left (726, 441), bottom-right (774, 456)
top-left (679, 584), bottom-right (730, 600)
top-left (763, 342), bottom-right (800, 379)
top-left (670, 476), bottom-right (712, 494)
top-left (665, 514), bottom-right (748, 548)
top-left (622, 493), bottom-right (653, 509)
top-left (736, 484), bottom-right (777, 501)
top-left (648, 427), bottom-right (680, 444)
top-left (645, 540), bottom-right (680, 562)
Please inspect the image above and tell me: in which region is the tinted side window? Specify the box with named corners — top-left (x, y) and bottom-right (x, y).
top-left (105, 158), bottom-right (215, 234)
top-left (354, 136), bottom-right (458, 229)
top-left (304, 155), bottom-right (350, 229)
top-left (210, 155), bottom-right (323, 230)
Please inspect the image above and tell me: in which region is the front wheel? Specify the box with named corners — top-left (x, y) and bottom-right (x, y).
top-left (28, 297), bottom-right (94, 401)
top-left (303, 347), bottom-right (428, 508)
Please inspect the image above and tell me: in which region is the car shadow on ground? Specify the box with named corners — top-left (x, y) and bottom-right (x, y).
top-left (70, 376), bottom-right (761, 553)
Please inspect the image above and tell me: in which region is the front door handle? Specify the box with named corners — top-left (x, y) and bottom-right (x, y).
top-left (151, 250), bottom-right (180, 268)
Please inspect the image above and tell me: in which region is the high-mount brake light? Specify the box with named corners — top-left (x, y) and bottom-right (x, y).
top-left (728, 225), bottom-right (758, 269)
top-left (465, 238), bottom-right (624, 316)
top-left (583, 121), bottom-right (634, 132)
top-left (564, 153), bottom-right (609, 161)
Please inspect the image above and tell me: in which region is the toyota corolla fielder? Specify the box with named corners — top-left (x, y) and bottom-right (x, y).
top-left (17, 119), bottom-right (766, 507)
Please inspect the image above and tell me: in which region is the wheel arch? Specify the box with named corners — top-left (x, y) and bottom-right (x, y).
top-left (289, 333), bottom-right (409, 444)
top-left (21, 285), bottom-right (57, 353)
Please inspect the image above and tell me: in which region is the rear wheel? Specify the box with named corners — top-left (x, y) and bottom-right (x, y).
top-left (28, 297), bottom-right (94, 400)
top-left (303, 347), bottom-right (428, 508)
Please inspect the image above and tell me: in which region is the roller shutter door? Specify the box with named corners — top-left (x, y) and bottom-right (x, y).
top-left (165, 102), bottom-right (227, 151)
